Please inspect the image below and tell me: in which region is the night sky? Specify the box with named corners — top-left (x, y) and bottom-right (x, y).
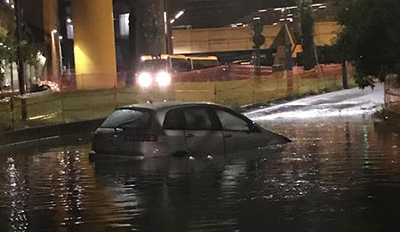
top-left (172, 0), bottom-right (301, 28)
top-left (20, 0), bottom-right (325, 31)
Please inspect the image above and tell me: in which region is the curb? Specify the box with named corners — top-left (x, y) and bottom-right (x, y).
top-left (0, 119), bottom-right (105, 148)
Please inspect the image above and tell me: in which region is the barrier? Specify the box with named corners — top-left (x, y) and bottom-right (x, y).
top-left (0, 64), bottom-right (353, 132)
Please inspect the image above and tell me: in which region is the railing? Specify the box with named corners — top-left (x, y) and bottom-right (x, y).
top-left (0, 64), bottom-right (353, 132)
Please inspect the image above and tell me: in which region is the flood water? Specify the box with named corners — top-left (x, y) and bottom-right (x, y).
top-left (1, 117), bottom-right (400, 232)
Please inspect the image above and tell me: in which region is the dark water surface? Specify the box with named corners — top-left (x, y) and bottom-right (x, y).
top-left (1, 118), bottom-right (400, 232)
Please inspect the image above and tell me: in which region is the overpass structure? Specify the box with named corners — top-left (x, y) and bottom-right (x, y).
top-left (172, 21), bottom-right (340, 55)
top-left (168, 1), bottom-right (340, 65)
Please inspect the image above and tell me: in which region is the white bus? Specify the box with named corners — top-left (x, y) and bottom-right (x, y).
top-left (137, 54), bottom-right (219, 87)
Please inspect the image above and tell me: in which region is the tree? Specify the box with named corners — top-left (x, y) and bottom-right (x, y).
top-left (334, 0), bottom-right (400, 88)
top-left (114, 0), bottom-right (165, 85)
top-left (141, 2), bottom-right (164, 47)
top-left (114, 0), bottom-right (137, 85)
top-left (299, 0), bottom-right (317, 70)
top-left (0, 34), bottom-right (17, 93)
top-left (0, 32), bottom-right (40, 94)
top-left (333, 28), bottom-right (351, 89)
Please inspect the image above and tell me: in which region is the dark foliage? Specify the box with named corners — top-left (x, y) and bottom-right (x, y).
top-left (299, 0), bottom-right (317, 70)
top-left (334, 0), bottom-right (400, 88)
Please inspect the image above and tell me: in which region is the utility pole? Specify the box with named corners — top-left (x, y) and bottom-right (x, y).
top-left (15, 0), bottom-right (27, 120)
top-left (164, 0), bottom-right (173, 54)
top-left (342, 61), bottom-right (349, 89)
top-left (341, 39), bottom-right (349, 89)
top-left (10, 63), bottom-right (15, 129)
top-left (283, 7), bottom-right (294, 94)
top-left (283, 7), bottom-right (293, 71)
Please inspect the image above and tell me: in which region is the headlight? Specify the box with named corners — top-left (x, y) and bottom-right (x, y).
top-left (137, 73), bottom-right (152, 88)
top-left (156, 72), bottom-right (171, 87)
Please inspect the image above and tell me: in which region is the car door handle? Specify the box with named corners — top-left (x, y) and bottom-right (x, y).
top-left (224, 134), bottom-right (233, 138)
top-left (114, 128), bottom-right (124, 134)
top-left (185, 134), bottom-right (195, 138)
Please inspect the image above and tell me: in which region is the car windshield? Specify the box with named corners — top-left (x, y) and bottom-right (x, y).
top-left (138, 60), bottom-right (168, 72)
top-left (101, 109), bottom-right (151, 129)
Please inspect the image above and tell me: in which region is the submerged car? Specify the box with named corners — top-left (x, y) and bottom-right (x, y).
top-left (90, 102), bottom-right (290, 159)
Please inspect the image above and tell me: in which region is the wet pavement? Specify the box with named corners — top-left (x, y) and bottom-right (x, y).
top-left (246, 84), bottom-right (384, 120)
top-left (1, 86), bottom-right (400, 232)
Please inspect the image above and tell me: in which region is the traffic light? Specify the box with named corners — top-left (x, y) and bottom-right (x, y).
top-left (252, 21), bottom-right (265, 47)
top-left (252, 21), bottom-right (265, 75)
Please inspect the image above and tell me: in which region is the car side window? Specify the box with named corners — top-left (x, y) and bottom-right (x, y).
top-left (163, 109), bottom-right (185, 130)
top-left (183, 108), bottom-right (214, 130)
top-left (216, 109), bottom-right (250, 131)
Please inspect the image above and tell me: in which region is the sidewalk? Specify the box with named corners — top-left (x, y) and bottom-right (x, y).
top-left (246, 84), bottom-right (384, 121)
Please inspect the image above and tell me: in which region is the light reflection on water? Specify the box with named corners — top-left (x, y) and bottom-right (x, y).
top-left (1, 118), bottom-right (400, 231)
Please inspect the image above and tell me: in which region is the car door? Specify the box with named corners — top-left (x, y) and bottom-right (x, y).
top-left (214, 108), bottom-right (270, 155)
top-left (182, 106), bottom-right (225, 157)
top-left (160, 108), bottom-right (188, 156)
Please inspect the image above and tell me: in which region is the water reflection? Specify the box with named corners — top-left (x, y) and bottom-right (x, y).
top-left (5, 157), bottom-right (29, 231)
top-left (1, 118), bottom-right (400, 231)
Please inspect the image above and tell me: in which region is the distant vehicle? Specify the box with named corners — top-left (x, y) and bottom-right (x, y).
top-left (136, 54), bottom-right (219, 88)
top-left (29, 84), bottom-right (51, 93)
top-left (90, 102), bottom-right (290, 159)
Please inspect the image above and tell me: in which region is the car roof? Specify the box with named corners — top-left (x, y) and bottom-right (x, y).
top-left (120, 101), bottom-right (222, 111)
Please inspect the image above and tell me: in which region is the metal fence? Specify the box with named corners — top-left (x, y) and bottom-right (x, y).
top-left (0, 64), bottom-right (352, 132)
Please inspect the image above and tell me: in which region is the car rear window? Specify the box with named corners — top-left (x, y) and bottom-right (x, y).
top-left (101, 108), bottom-right (151, 129)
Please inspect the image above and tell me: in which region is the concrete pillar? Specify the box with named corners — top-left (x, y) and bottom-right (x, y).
top-left (72, 0), bottom-right (117, 89)
top-left (43, 0), bottom-right (61, 82)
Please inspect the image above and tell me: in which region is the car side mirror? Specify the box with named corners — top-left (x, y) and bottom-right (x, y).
top-left (249, 123), bottom-right (262, 133)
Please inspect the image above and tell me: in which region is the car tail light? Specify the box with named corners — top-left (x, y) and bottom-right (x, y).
top-left (125, 134), bottom-right (158, 142)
